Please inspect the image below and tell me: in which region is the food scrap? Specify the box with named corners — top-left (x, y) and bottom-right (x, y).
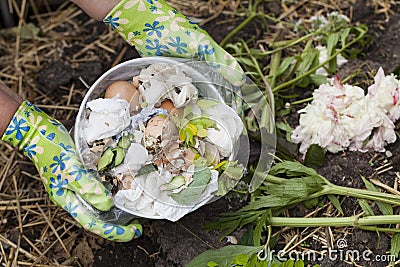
top-left (79, 63), bottom-right (244, 221)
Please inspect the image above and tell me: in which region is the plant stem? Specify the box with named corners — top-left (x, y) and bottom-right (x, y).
top-left (325, 183), bottom-right (400, 206)
top-left (264, 174), bottom-right (400, 206)
top-left (272, 26), bottom-right (367, 93)
top-left (221, 13), bottom-right (258, 47)
top-left (268, 215), bottom-right (400, 228)
top-left (290, 97), bottom-right (313, 105)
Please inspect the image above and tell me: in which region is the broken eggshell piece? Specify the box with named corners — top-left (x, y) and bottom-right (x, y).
top-left (104, 80), bottom-right (141, 113)
top-left (113, 143), bottom-right (149, 174)
top-left (144, 115), bottom-right (167, 139)
top-left (84, 98), bottom-right (131, 143)
top-left (139, 63), bottom-right (198, 108)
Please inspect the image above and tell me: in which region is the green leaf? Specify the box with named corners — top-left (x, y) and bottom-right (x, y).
top-left (238, 227), bottom-right (254, 246)
top-left (326, 33), bottom-right (339, 73)
top-left (390, 233), bottom-right (400, 261)
top-left (197, 99), bottom-right (219, 109)
top-left (183, 105), bottom-right (193, 118)
top-left (160, 175), bottom-right (185, 191)
top-left (304, 144), bottom-right (325, 169)
top-left (97, 148), bottom-right (114, 172)
top-left (327, 195), bottom-right (343, 215)
top-left (265, 176), bottom-right (324, 199)
top-left (294, 260), bottom-right (305, 267)
top-left (231, 254), bottom-right (250, 265)
top-left (136, 164), bottom-right (157, 177)
top-left (276, 121), bottom-right (294, 142)
top-left (215, 162), bottom-right (245, 196)
top-left (276, 57), bottom-right (295, 76)
top-left (241, 195), bottom-right (293, 211)
top-left (327, 33), bottom-right (339, 57)
top-left (303, 197), bottom-right (320, 209)
top-left (197, 127), bottom-right (208, 138)
top-left (361, 176), bottom-right (393, 215)
top-left (269, 161), bottom-right (320, 178)
top-left (170, 168), bottom-right (211, 204)
top-left (207, 262), bottom-right (218, 267)
top-left (283, 259), bottom-right (295, 267)
top-left (112, 147), bottom-right (125, 167)
top-left (309, 74), bottom-right (328, 86)
top-left (253, 210), bottom-right (271, 246)
top-left (118, 134), bottom-right (133, 149)
top-left (358, 199), bottom-right (374, 216)
top-left (187, 245), bottom-right (263, 267)
top-left (298, 50), bottom-right (318, 74)
top-left (238, 57), bottom-right (257, 67)
top-left (190, 117), bottom-right (217, 129)
top-left (340, 27), bottom-right (351, 48)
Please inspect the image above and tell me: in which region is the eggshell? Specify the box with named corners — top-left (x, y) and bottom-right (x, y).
top-left (183, 148), bottom-right (197, 168)
top-left (105, 80), bottom-right (140, 113)
top-left (144, 116), bottom-right (167, 138)
top-left (160, 100), bottom-right (183, 116)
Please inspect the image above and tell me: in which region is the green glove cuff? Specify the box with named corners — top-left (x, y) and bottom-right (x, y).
top-left (1, 100), bottom-right (142, 241)
top-left (104, 0), bottom-right (245, 86)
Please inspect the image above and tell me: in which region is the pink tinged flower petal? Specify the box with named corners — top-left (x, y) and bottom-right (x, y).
top-left (333, 75), bottom-right (345, 91)
top-left (392, 87), bottom-right (399, 105)
top-left (367, 67), bottom-right (385, 97)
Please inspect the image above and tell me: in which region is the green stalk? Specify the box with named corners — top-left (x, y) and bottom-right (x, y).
top-left (268, 215), bottom-right (400, 227)
top-left (241, 41), bottom-right (275, 127)
top-left (221, 9), bottom-right (286, 48)
top-left (324, 183), bottom-right (400, 206)
top-left (272, 26), bottom-right (367, 93)
top-left (232, 32), bottom-right (317, 58)
top-left (221, 13), bottom-right (259, 47)
top-left (290, 97), bottom-right (313, 105)
top-left (264, 174), bottom-right (400, 206)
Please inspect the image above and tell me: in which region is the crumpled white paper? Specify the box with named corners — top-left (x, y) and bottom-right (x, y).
top-left (114, 169), bottom-right (219, 221)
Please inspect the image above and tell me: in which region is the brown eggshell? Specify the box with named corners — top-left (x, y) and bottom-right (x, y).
top-left (144, 116), bottom-right (167, 138)
top-left (105, 80), bottom-right (140, 113)
top-left (160, 100), bottom-right (183, 116)
top-left (183, 148), bottom-right (197, 168)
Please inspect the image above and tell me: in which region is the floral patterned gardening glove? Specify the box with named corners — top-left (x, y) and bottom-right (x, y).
top-left (2, 101), bottom-right (142, 242)
top-left (103, 0), bottom-right (245, 87)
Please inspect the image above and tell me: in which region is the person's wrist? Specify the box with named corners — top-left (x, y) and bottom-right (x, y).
top-left (70, 0), bottom-right (121, 20)
top-left (0, 84), bottom-right (22, 137)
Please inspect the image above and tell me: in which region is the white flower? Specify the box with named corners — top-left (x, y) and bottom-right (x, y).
top-left (367, 67), bottom-right (400, 121)
top-left (84, 98), bottom-right (130, 143)
top-left (291, 74), bottom-right (398, 155)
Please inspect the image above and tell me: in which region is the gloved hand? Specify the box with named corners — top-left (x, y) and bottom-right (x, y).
top-left (103, 0), bottom-right (245, 87)
top-left (2, 100), bottom-right (142, 242)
